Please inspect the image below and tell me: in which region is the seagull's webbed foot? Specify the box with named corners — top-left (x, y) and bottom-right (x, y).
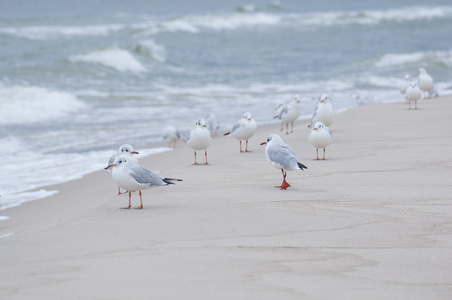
top-left (121, 205), bottom-right (132, 209)
top-left (134, 205), bottom-right (143, 209)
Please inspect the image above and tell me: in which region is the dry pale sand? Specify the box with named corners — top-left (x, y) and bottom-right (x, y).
top-left (1, 96), bottom-right (452, 299)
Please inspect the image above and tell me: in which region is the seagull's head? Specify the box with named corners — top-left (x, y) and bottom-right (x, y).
top-left (119, 144), bottom-right (139, 155)
top-left (260, 134), bottom-right (280, 146)
top-left (293, 94), bottom-right (301, 103)
top-left (312, 122), bottom-right (325, 131)
top-left (320, 94), bottom-right (329, 103)
top-left (243, 112), bottom-right (253, 121)
top-left (108, 155), bottom-right (128, 168)
top-left (196, 118), bottom-right (207, 127)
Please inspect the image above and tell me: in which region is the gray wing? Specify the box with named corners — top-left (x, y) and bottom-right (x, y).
top-left (129, 165), bottom-right (167, 186)
top-left (230, 120), bottom-right (241, 134)
top-left (108, 153), bottom-right (118, 165)
top-left (278, 106), bottom-right (288, 119)
top-left (268, 143), bottom-right (298, 169)
top-left (310, 110), bottom-right (318, 127)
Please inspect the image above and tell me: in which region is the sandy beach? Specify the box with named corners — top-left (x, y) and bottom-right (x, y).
top-left (1, 96), bottom-right (452, 299)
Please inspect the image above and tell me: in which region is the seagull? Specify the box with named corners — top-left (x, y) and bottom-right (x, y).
top-left (310, 94), bottom-right (334, 128)
top-left (308, 122), bottom-right (333, 160)
top-left (274, 101), bottom-right (286, 131)
top-left (206, 113), bottom-right (220, 137)
top-left (224, 112), bottom-right (257, 152)
top-left (260, 134), bottom-right (307, 190)
top-left (162, 125), bottom-right (180, 148)
top-left (275, 95), bottom-right (301, 135)
top-left (418, 68), bottom-right (434, 99)
top-left (399, 74), bottom-right (411, 96)
top-left (405, 82), bottom-right (422, 110)
top-left (105, 144), bottom-right (139, 195)
top-left (187, 118), bottom-right (212, 165)
top-left (108, 155), bottom-right (182, 209)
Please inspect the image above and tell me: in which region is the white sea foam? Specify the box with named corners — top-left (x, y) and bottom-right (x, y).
top-left (298, 6), bottom-right (452, 26)
top-left (376, 51), bottom-right (452, 68)
top-left (135, 40), bottom-right (167, 62)
top-left (69, 46), bottom-right (147, 73)
top-left (0, 138), bottom-right (171, 211)
top-left (0, 24), bottom-right (124, 40)
top-left (0, 85), bottom-right (86, 124)
top-left (2, 6), bottom-right (451, 41)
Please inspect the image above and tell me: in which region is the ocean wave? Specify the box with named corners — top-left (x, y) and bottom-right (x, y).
top-left (297, 6), bottom-right (452, 27)
top-left (69, 46), bottom-right (147, 73)
top-left (2, 6), bottom-right (451, 40)
top-left (134, 40), bottom-right (167, 62)
top-left (0, 85), bottom-right (86, 125)
top-left (0, 24), bottom-right (124, 40)
top-left (375, 50), bottom-right (452, 68)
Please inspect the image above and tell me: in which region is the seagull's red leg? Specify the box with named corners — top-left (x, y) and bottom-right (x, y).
top-left (121, 191), bottom-right (132, 209)
top-left (135, 190), bottom-right (143, 209)
top-left (286, 123), bottom-right (289, 135)
top-left (291, 122), bottom-right (294, 133)
top-left (245, 139), bottom-right (250, 152)
top-left (193, 151), bottom-right (199, 165)
top-left (280, 169), bottom-right (291, 190)
top-left (204, 150), bottom-right (209, 165)
top-left (240, 140), bottom-right (243, 152)
top-left (314, 149), bottom-right (320, 160)
top-left (280, 122), bottom-right (284, 131)
top-left (322, 148), bottom-right (327, 160)
top-left (117, 186), bottom-right (123, 195)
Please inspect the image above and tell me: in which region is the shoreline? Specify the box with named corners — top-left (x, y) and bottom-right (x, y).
top-left (1, 96), bottom-right (452, 299)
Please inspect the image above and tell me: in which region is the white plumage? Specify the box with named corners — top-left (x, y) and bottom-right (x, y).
top-left (162, 125), bottom-right (180, 148)
top-left (260, 134), bottom-right (307, 190)
top-left (405, 82), bottom-right (422, 110)
top-left (310, 94), bottom-right (334, 128)
top-left (105, 144), bottom-right (140, 195)
top-left (418, 68), bottom-right (434, 98)
top-left (187, 118), bottom-right (212, 164)
top-left (275, 95), bottom-right (301, 134)
top-left (225, 112), bottom-right (257, 152)
top-left (108, 155), bottom-right (181, 209)
top-left (308, 122), bottom-right (333, 160)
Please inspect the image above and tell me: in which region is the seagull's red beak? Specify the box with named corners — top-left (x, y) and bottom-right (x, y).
top-left (320, 100), bottom-right (324, 103)
top-left (313, 128), bottom-right (317, 131)
top-left (132, 151), bottom-right (139, 154)
top-left (109, 164), bottom-right (116, 167)
top-left (260, 142), bottom-right (267, 145)
top-left (203, 124), bottom-right (207, 127)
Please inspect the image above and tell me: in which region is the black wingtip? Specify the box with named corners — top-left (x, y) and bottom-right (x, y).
top-left (298, 162), bottom-right (307, 170)
top-left (224, 132), bottom-right (230, 136)
top-left (163, 178), bottom-right (183, 184)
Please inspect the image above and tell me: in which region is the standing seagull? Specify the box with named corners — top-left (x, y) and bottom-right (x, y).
top-left (399, 74), bottom-right (411, 95)
top-left (187, 118), bottom-right (212, 165)
top-left (310, 94), bottom-right (334, 128)
top-left (224, 112), bottom-right (257, 152)
top-left (260, 134), bottom-right (307, 190)
top-left (308, 122), bottom-right (333, 160)
top-left (274, 101), bottom-right (286, 131)
top-left (105, 144), bottom-right (139, 195)
top-left (108, 155), bottom-right (181, 209)
top-left (275, 95), bottom-right (301, 135)
top-left (206, 113), bottom-right (220, 137)
top-left (405, 82), bottom-right (422, 110)
top-left (162, 125), bottom-right (180, 148)
top-left (418, 68), bottom-right (434, 99)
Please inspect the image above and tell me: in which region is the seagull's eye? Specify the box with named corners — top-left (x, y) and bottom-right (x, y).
top-left (267, 138), bottom-right (270, 142)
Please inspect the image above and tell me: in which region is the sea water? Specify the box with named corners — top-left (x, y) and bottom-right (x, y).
top-left (1, 0), bottom-right (451, 211)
